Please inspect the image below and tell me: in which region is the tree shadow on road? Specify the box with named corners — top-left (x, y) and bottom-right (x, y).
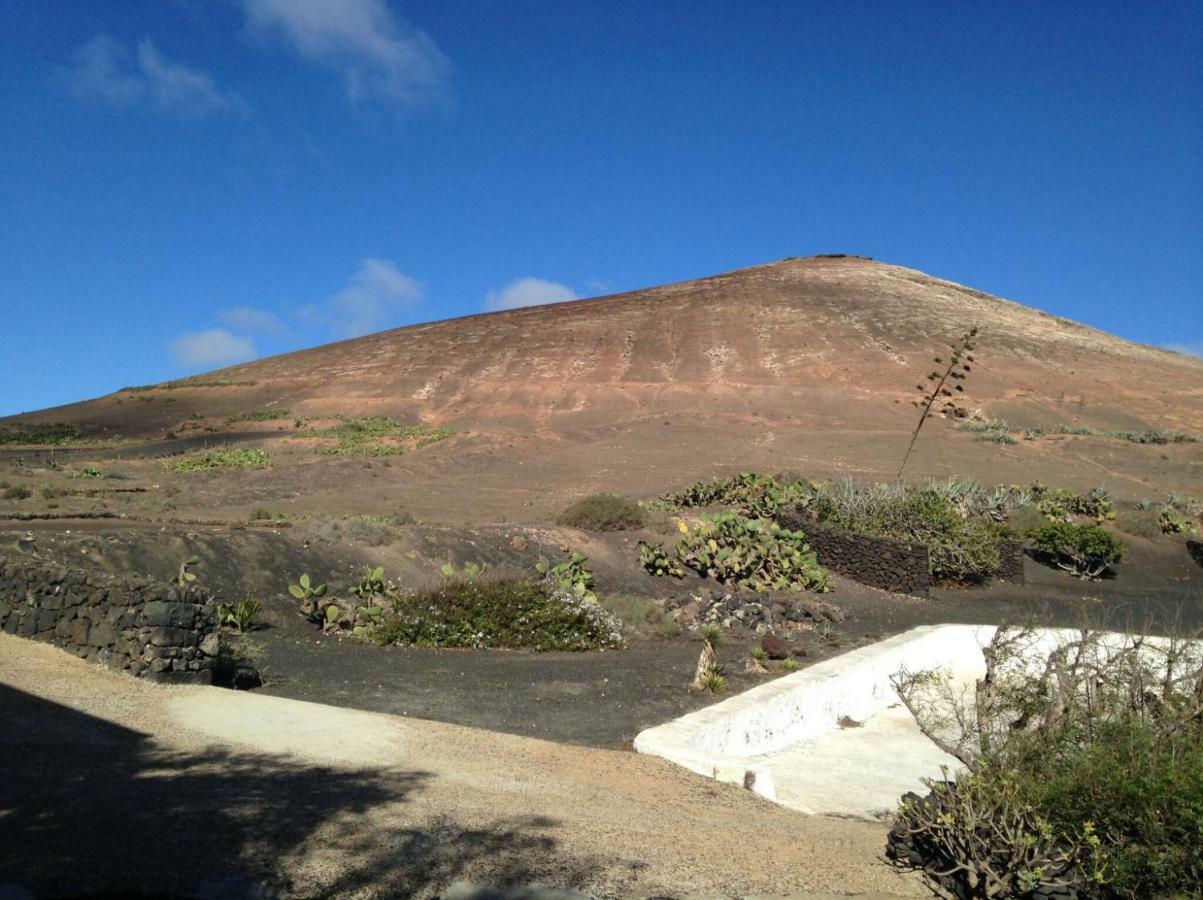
top-left (0, 684), bottom-right (636, 898)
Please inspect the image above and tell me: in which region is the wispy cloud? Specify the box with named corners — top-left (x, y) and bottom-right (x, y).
top-left (1164, 341), bottom-right (1203, 358)
top-left (241, 0), bottom-right (452, 107)
top-left (168, 329), bottom-right (258, 368)
top-left (219, 306), bottom-right (291, 338)
top-left (64, 34), bottom-right (244, 116)
top-left (300, 258), bottom-right (424, 338)
top-left (485, 277), bottom-right (578, 312)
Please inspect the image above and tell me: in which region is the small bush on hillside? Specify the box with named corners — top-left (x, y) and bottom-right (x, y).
top-left (556, 492), bottom-right (644, 531)
top-left (1030, 522), bottom-right (1126, 579)
top-left (164, 448), bottom-right (270, 472)
top-left (2, 485), bottom-right (32, 501)
top-left (1160, 505), bottom-right (1199, 536)
top-left (675, 513), bottom-right (832, 592)
top-left (368, 577), bottom-right (625, 651)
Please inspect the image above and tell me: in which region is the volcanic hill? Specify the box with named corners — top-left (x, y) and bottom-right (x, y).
top-left (5, 254), bottom-right (1202, 523)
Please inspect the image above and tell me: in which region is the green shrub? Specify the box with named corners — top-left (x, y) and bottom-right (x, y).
top-left (369, 577), bottom-right (625, 651)
top-left (891, 628), bottom-right (1203, 898)
top-left (2, 485), bottom-right (31, 500)
top-left (556, 492), bottom-right (644, 531)
top-left (164, 448), bottom-right (270, 472)
top-left (675, 513), bottom-right (831, 592)
top-left (1160, 505), bottom-right (1199, 536)
top-left (1031, 522), bottom-right (1126, 578)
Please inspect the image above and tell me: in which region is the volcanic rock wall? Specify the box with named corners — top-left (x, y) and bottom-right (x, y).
top-left (777, 510), bottom-right (932, 596)
top-left (0, 555), bottom-right (219, 683)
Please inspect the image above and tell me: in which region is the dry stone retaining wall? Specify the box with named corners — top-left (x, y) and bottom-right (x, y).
top-left (776, 508), bottom-right (932, 596)
top-left (0, 555), bottom-right (220, 684)
top-left (776, 510), bottom-right (1027, 595)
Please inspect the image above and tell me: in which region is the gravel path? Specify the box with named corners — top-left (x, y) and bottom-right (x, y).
top-left (0, 635), bottom-right (923, 898)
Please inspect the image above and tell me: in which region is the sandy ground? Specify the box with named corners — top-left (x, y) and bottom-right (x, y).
top-left (0, 634), bottom-right (924, 899)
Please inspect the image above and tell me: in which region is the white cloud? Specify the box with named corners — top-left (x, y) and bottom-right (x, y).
top-left (65, 34), bottom-right (243, 116)
top-left (484, 277), bottom-right (578, 312)
top-left (219, 306), bottom-right (291, 337)
top-left (242, 0), bottom-right (451, 106)
top-left (301, 259), bottom-right (424, 339)
top-left (1164, 342), bottom-right (1203, 359)
top-left (169, 329), bottom-right (258, 368)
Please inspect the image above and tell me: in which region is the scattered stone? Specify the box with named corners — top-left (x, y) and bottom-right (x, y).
top-left (199, 632), bottom-right (222, 656)
top-left (761, 634), bottom-right (791, 660)
top-left (664, 588), bottom-right (843, 637)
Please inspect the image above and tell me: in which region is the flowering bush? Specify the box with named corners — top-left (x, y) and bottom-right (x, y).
top-left (367, 577), bottom-right (625, 651)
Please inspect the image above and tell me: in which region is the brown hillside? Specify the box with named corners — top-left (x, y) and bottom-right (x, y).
top-left (5, 255), bottom-right (1201, 523)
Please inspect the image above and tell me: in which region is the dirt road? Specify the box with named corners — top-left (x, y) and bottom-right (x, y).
top-left (0, 634), bottom-right (922, 898)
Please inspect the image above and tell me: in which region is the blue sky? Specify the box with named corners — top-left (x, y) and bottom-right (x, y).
top-left (2, 0), bottom-right (1200, 416)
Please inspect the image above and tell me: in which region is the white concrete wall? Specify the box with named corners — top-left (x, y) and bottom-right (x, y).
top-left (633, 624), bottom-right (1179, 805)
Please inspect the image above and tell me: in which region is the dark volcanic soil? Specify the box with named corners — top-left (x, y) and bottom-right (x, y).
top-left (6, 521), bottom-right (1199, 748)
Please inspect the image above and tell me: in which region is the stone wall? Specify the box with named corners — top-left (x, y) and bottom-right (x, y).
top-left (996, 538), bottom-right (1026, 584)
top-left (777, 510), bottom-right (1028, 594)
top-left (0, 556), bottom-right (220, 684)
top-left (776, 508), bottom-right (932, 597)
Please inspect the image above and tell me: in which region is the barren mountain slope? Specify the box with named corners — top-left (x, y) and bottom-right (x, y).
top-left (6, 255), bottom-right (1201, 522)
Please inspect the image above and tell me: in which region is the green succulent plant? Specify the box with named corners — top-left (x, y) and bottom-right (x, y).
top-left (175, 555), bottom-right (201, 587)
top-left (218, 597), bottom-right (262, 633)
top-left (536, 551), bottom-right (597, 603)
top-left (288, 573), bottom-right (328, 620)
top-left (637, 540), bottom-right (685, 578)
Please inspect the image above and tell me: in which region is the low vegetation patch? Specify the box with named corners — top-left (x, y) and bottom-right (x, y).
top-left (556, 492), bottom-right (644, 531)
top-left (226, 408), bottom-right (291, 423)
top-left (123, 379), bottom-right (257, 391)
top-left (0, 422), bottom-right (81, 445)
top-left (368, 577), bottom-right (625, 651)
top-left (959, 419), bottom-right (1017, 444)
top-left (663, 471), bottom-right (814, 518)
top-left (890, 627), bottom-right (1203, 899)
top-left (669, 513), bottom-right (832, 592)
top-left (1030, 522), bottom-right (1126, 578)
top-left (163, 448), bottom-right (270, 473)
top-left (303, 416), bottom-right (452, 457)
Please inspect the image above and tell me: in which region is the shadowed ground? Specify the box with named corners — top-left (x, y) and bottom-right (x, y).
top-left (0, 635), bottom-right (923, 899)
